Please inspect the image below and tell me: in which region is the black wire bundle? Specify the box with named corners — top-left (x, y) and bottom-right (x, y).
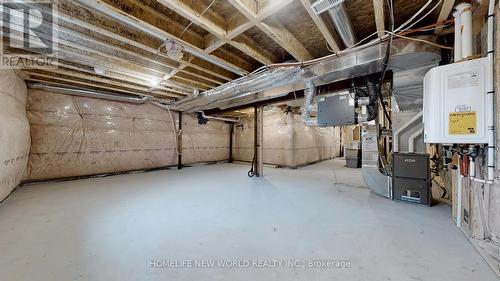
top-left (379, 0), bottom-right (395, 126)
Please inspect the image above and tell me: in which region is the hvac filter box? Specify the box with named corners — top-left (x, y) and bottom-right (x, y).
top-left (423, 58), bottom-right (489, 144)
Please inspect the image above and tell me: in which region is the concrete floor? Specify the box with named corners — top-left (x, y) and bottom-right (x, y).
top-left (0, 159), bottom-right (497, 281)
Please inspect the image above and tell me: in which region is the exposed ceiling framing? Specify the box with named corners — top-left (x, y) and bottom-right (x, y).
top-left (10, 0), bottom-right (449, 101)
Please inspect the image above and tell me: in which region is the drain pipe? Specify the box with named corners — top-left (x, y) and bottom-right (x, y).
top-left (486, 0), bottom-right (496, 182)
top-left (29, 84), bottom-right (149, 104)
top-left (301, 80), bottom-right (318, 126)
top-left (197, 111), bottom-right (240, 123)
top-left (393, 111), bottom-right (423, 153)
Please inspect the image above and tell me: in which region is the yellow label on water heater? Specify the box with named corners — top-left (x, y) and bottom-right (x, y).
top-left (449, 112), bottom-right (476, 135)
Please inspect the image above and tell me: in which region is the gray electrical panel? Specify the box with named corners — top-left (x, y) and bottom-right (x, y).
top-left (392, 153), bottom-right (431, 206)
top-left (317, 93), bottom-right (356, 126)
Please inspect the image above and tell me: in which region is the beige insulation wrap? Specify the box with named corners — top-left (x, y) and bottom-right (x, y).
top-left (0, 69), bottom-right (30, 201)
top-left (233, 108), bottom-right (339, 167)
top-left (181, 114), bottom-right (230, 164)
top-left (26, 90), bottom-right (230, 180)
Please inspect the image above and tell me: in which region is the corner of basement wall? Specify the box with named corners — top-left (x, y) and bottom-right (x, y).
top-left (0, 69), bottom-right (30, 202)
top-left (25, 89), bottom-right (230, 180)
top-left (464, 4), bottom-right (500, 278)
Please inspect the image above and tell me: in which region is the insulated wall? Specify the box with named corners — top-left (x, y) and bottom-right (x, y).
top-left (26, 90), bottom-right (230, 180)
top-left (233, 108), bottom-right (339, 167)
top-left (0, 69), bottom-right (30, 201)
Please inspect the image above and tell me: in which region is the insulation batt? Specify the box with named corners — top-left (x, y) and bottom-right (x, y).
top-left (0, 69), bottom-right (30, 201)
top-left (233, 108), bottom-right (339, 167)
top-left (26, 90), bottom-right (230, 180)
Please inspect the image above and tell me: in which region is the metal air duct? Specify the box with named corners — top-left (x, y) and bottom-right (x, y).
top-left (311, 0), bottom-right (356, 47)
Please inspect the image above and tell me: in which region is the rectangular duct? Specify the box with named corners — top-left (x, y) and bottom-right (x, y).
top-left (311, 0), bottom-right (345, 14)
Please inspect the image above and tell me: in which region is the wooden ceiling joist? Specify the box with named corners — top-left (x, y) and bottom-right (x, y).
top-left (24, 72), bottom-right (180, 99)
top-left (74, 0), bottom-right (251, 75)
top-left (17, 0), bottom-right (232, 91)
top-left (435, 0), bottom-right (456, 33)
top-left (156, 0), bottom-right (277, 65)
top-left (57, 61), bottom-right (191, 95)
top-left (60, 1), bottom-right (236, 81)
top-left (373, 0), bottom-right (386, 38)
top-left (299, 0), bottom-right (340, 52)
top-left (227, 0), bottom-right (314, 62)
top-left (25, 68), bottom-right (185, 98)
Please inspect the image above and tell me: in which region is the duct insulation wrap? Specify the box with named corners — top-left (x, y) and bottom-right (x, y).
top-left (233, 108), bottom-right (340, 167)
top-left (174, 67), bottom-right (303, 112)
top-left (26, 90), bottom-right (230, 180)
top-left (0, 69), bottom-right (30, 201)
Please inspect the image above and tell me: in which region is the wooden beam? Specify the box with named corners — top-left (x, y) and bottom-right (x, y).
top-left (255, 0), bottom-right (295, 21)
top-left (157, 0), bottom-right (276, 65)
top-left (435, 0), bottom-right (456, 34)
top-left (228, 0), bottom-right (314, 61)
top-left (299, 0), bottom-right (340, 52)
top-left (227, 14), bottom-right (254, 39)
top-left (373, 0), bottom-right (385, 38)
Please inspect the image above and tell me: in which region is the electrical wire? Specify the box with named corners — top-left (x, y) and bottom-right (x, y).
top-left (394, 0), bottom-right (433, 33)
top-left (243, 0), bottom-right (446, 78)
top-left (179, 0), bottom-right (218, 39)
top-left (156, 0), bottom-right (218, 59)
top-left (399, 0), bottom-right (443, 33)
top-left (378, 0), bottom-right (394, 126)
top-left (386, 31), bottom-right (454, 50)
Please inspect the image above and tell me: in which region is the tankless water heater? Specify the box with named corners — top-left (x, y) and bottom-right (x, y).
top-left (423, 58), bottom-right (490, 144)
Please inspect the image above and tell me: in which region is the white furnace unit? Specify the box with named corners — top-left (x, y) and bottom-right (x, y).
top-left (423, 58), bottom-right (490, 144)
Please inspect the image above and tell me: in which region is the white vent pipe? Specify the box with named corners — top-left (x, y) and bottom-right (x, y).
top-left (197, 111), bottom-right (240, 123)
top-left (453, 10), bottom-right (462, 62)
top-left (408, 128), bottom-right (423, 153)
top-left (486, 0), bottom-right (496, 182)
top-left (393, 111), bottom-right (423, 153)
top-left (454, 3), bottom-right (473, 60)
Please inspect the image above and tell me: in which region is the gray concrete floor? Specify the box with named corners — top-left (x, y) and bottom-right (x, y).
top-left (0, 159), bottom-right (497, 281)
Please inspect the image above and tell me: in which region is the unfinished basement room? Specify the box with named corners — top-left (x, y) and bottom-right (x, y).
top-left (1, 0), bottom-right (500, 280)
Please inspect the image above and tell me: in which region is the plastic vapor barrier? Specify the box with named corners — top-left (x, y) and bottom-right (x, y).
top-left (0, 69), bottom-right (30, 201)
top-left (233, 108), bottom-right (339, 167)
top-left (181, 114), bottom-right (230, 164)
top-left (26, 90), bottom-right (230, 180)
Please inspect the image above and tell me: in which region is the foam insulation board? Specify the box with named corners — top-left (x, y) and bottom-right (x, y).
top-left (26, 90), bottom-right (229, 180)
top-left (233, 108), bottom-right (339, 167)
top-left (0, 69), bottom-right (30, 201)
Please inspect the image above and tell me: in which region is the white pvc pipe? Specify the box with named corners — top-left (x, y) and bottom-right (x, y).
top-left (456, 3), bottom-right (473, 59)
top-left (394, 111), bottom-right (423, 153)
top-left (457, 172), bottom-right (462, 227)
top-left (198, 111), bottom-right (240, 123)
top-left (408, 128), bottom-right (423, 153)
top-left (453, 10), bottom-right (462, 62)
top-left (470, 157), bottom-right (476, 177)
top-left (486, 0), bottom-right (496, 181)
